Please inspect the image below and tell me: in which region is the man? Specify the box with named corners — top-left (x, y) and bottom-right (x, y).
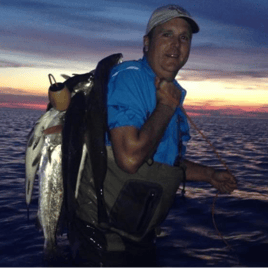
top-left (72, 4), bottom-right (237, 267)
top-left (108, 5), bottom-right (236, 194)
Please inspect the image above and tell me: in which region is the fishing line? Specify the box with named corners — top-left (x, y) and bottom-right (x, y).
top-left (181, 107), bottom-right (238, 255)
top-left (182, 108), bottom-right (231, 172)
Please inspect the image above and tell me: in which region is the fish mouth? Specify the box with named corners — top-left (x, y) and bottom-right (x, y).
top-left (118, 55), bottom-right (124, 64)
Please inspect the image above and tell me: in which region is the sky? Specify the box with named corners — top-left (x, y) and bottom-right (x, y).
top-left (1, 0), bottom-right (268, 117)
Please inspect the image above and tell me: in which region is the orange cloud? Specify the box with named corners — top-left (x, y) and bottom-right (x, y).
top-left (184, 103), bottom-right (268, 118)
top-left (0, 92), bottom-right (48, 111)
top-left (0, 102), bottom-right (47, 111)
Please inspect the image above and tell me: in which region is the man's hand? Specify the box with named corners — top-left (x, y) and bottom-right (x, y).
top-left (183, 159), bottom-right (237, 194)
top-left (209, 170), bottom-right (237, 194)
top-left (155, 77), bottom-right (181, 110)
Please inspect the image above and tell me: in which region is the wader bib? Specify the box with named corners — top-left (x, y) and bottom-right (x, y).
top-left (76, 145), bottom-right (186, 245)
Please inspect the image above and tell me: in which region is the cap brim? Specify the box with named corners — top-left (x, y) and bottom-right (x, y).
top-left (182, 17), bottom-right (199, 33)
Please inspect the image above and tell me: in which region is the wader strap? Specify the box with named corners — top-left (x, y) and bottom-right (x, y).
top-left (177, 114), bottom-right (187, 197)
top-left (174, 156), bottom-right (187, 198)
top-left (181, 165), bottom-right (186, 198)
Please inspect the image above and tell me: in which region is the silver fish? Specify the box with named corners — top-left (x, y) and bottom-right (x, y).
top-left (25, 109), bottom-right (63, 208)
top-left (36, 110), bottom-right (65, 256)
top-left (25, 108), bottom-right (65, 257)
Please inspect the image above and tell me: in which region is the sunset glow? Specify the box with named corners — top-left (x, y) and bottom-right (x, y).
top-left (1, 1), bottom-right (267, 118)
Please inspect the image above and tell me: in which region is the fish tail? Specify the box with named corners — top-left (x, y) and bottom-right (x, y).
top-left (43, 239), bottom-right (57, 260)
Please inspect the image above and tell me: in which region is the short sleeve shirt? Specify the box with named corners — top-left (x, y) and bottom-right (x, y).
top-left (106, 56), bottom-right (191, 166)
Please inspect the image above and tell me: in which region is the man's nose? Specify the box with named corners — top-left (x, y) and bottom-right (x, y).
top-left (171, 37), bottom-right (181, 48)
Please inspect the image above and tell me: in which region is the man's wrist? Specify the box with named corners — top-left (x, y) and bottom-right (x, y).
top-left (156, 101), bottom-right (177, 113)
top-left (206, 167), bottom-right (215, 183)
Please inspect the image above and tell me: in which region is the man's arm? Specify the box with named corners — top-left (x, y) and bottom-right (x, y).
top-left (110, 78), bottom-right (181, 174)
top-left (183, 159), bottom-right (237, 194)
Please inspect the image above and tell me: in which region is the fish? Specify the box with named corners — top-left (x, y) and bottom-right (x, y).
top-left (25, 108), bottom-right (64, 211)
top-left (37, 113), bottom-right (65, 256)
top-left (25, 73), bottom-right (93, 256)
top-left (59, 70), bottom-right (94, 226)
top-left (25, 108), bottom-right (65, 257)
top-left (62, 91), bottom-right (87, 224)
top-left (86, 53), bottom-right (123, 227)
top-left (25, 73), bottom-right (94, 256)
top-left (61, 54), bottom-right (123, 228)
top-left (63, 71), bottom-right (94, 94)
top-left (24, 53), bottom-right (123, 257)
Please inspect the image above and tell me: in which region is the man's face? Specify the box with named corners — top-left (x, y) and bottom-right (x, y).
top-left (144, 18), bottom-right (192, 81)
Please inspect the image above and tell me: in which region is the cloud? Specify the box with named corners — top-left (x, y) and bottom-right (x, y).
top-left (0, 87), bottom-right (29, 95)
top-left (96, 0), bottom-right (268, 37)
top-left (189, 0), bottom-right (268, 33)
top-left (1, 0), bottom-right (267, 87)
top-left (0, 90), bottom-right (48, 110)
top-left (178, 68), bottom-right (268, 82)
top-left (1, 0), bottom-right (147, 64)
top-left (0, 85), bottom-right (49, 110)
top-left (0, 60), bottom-right (30, 68)
top-left (0, 24), bottom-right (142, 64)
top-left (181, 45), bottom-right (268, 81)
top-left (184, 104), bottom-right (268, 119)
top-left (1, 0), bottom-right (146, 33)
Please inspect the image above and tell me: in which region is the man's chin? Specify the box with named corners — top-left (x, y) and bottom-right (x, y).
top-left (159, 72), bottom-right (177, 82)
top-left (161, 67), bottom-right (180, 81)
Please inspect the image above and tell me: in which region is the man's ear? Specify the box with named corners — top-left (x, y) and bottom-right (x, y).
top-left (143, 36), bottom-right (149, 52)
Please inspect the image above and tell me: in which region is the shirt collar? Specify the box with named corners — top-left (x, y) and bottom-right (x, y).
top-left (141, 56), bottom-right (156, 78)
top-left (141, 56), bottom-right (183, 86)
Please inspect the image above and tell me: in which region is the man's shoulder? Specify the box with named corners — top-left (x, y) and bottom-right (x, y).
top-left (110, 59), bottom-right (143, 77)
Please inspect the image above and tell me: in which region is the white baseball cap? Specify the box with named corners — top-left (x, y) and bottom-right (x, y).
top-left (146, 4), bottom-right (200, 35)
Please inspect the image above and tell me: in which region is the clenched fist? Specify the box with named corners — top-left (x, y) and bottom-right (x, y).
top-left (155, 77), bottom-right (181, 110)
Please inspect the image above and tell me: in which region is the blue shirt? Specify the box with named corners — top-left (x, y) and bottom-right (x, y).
top-left (106, 56), bottom-right (191, 166)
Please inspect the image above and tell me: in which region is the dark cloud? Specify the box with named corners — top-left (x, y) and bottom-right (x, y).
top-left (186, 45), bottom-right (268, 75)
top-left (1, 0), bottom-right (267, 81)
top-left (179, 68), bottom-right (268, 82)
top-left (1, 0), bottom-right (145, 33)
top-left (0, 24), bottom-right (142, 62)
top-left (0, 60), bottom-right (30, 68)
top-left (188, 0), bottom-right (268, 33)
top-left (184, 104), bottom-right (268, 119)
top-left (1, 0), bottom-right (101, 18)
top-left (2, 0), bottom-right (267, 38)
top-left (97, 0), bottom-right (268, 36)
top-left (0, 92), bottom-right (48, 104)
top-left (1, 0), bottom-right (59, 9)
top-left (1, 0), bottom-right (146, 63)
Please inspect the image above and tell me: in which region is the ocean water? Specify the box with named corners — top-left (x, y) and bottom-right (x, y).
top-left (0, 107), bottom-right (267, 267)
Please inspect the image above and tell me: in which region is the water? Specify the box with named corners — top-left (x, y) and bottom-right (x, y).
top-left (0, 107), bottom-right (267, 267)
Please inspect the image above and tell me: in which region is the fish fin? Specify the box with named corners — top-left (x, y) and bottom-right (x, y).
top-left (48, 147), bottom-right (52, 163)
top-left (32, 135), bottom-right (42, 150)
top-left (32, 152), bottom-right (41, 167)
top-left (61, 74), bottom-right (70, 80)
top-left (27, 131), bottom-right (35, 147)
